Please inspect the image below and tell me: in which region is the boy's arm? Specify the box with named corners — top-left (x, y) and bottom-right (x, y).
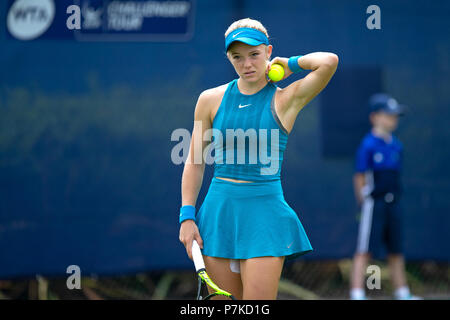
top-left (353, 172), bottom-right (367, 205)
top-left (354, 139), bottom-right (372, 205)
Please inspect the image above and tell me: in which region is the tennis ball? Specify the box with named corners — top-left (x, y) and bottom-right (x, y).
top-left (268, 63), bottom-right (285, 82)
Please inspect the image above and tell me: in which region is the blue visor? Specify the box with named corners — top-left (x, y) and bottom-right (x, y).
top-left (225, 27), bottom-right (269, 51)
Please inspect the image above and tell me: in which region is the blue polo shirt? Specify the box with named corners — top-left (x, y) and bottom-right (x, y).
top-left (355, 131), bottom-right (403, 197)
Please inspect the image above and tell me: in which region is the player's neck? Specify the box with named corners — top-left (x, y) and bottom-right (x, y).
top-left (237, 77), bottom-right (269, 95)
top-left (372, 127), bottom-right (392, 142)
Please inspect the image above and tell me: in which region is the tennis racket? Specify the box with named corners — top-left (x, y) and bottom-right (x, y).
top-left (192, 240), bottom-right (236, 300)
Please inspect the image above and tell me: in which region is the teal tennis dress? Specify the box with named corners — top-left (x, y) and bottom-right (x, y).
top-left (196, 79), bottom-right (312, 260)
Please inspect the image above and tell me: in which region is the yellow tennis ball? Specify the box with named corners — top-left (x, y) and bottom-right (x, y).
top-left (268, 63), bottom-right (285, 82)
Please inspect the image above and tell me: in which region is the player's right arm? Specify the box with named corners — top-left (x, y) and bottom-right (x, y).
top-left (179, 89), bottom-right (217, 260)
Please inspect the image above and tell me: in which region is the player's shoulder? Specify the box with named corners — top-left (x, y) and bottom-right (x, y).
top-left (199, 83), bottom-right (229, 102)
top-left (194, 83), bottom-right (229, 119)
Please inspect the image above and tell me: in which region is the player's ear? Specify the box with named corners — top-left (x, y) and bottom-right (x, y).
top-left (266, 44), bottom-right (273, 60)
top-left (226, 50), bottom-right (232, 62)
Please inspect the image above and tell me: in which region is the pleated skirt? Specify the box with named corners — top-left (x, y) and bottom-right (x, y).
top-left (196, 177), bottom-right (313, 260)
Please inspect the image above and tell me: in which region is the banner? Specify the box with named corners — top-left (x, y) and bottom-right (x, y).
top-left (5, 0), bottom-right (195, 41)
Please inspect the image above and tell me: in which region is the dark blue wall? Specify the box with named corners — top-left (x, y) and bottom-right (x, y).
top-left (1, 0), bottom-right (449, 278)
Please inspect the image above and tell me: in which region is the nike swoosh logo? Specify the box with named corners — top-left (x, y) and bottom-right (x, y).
top-left (232, 31), bottom-right (244, 38)
top-left (287, 241), bottom-right (294, 248)
top-left (238, 104), bottom-right (252, 109)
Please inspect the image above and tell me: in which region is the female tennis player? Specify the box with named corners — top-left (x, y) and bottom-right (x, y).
top-left (179, 18), bottom-right (338, 300)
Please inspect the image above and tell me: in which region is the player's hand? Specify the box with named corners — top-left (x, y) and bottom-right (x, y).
top-left (266, 57), bottom-right (293, 82)
top-left (179, 220), bottom-right (204, 260)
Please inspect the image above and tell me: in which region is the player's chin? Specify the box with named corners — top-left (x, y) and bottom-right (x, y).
top-left (241, 71), bottom-right (264, 82)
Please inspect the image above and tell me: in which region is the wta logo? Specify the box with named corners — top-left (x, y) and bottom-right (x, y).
top-left (171, 121), bottom-right (282, 176)
top-left (7, 0), bottom-right (55, 40)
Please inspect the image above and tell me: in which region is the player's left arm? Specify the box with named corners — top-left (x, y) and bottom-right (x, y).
top-left (271, 52), bottom-right (338, 115)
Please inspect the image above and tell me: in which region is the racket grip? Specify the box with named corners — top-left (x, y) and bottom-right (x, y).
top-left (192, 240), bottom-right (205, 272)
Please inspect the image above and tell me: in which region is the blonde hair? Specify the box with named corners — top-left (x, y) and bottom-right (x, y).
top-left (224, 18), bottom-right (269, 39)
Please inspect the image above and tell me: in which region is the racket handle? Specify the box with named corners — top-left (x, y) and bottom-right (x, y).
top-left (192, 240), bottom-right (205, 272)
